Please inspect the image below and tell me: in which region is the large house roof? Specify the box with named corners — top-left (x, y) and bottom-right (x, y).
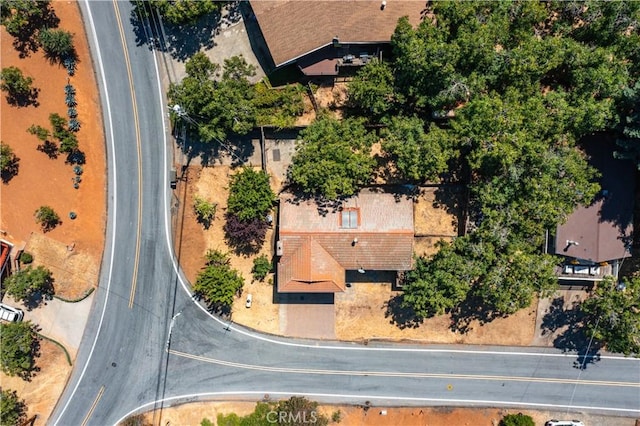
top-left (555, 136), bottom-right (635, 263)
top-left (277, 189), bottom-right (414, 292)
top-left (249, 1), bottom-right (426, 67)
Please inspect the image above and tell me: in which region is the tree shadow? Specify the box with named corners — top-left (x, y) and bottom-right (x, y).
top-left (129, 1), bottom-right (220, 61)
top-left (449, 293), bottom-right (504, 334)
top-left (383, 294), bottom-right (424, 329)
top-left (541, 295), bottom-right (603, 370)
top-left (5, 87), bottom-right (40, 108)
top-left (37, 141), bottom-right (59, 159)
top-left (1, 156), bottom-right (20, 184)
top-left (5, 2), bottom-right (59, 58)
top-left (177, 130), bottom-right (256, 167)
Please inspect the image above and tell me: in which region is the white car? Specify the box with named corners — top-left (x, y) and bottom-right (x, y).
top-left (0, 303), bottom-right (24, 322)
top-left (545, 420), bottom-right (584, 426)
top-left (245, 294), bottom-right (253, 308)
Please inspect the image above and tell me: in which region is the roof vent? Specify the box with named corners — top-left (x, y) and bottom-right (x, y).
top-left (276, 241), bottom-right (283, 256)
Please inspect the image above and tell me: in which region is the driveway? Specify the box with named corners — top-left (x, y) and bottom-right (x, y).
top-left (278, 293), bottom-right (335, 339)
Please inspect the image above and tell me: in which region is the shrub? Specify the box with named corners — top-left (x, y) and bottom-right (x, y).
top-left (227, 167), bottom-right (275, 222)
top-left (251, 255), bottom-right (271, 282)
top-left (4, 265), bottom-right (54, 305)
top-left (38, 29), bottom-right (75, 63)
top-left (34, 205), bottom-right (60, 231)
top-left (204, 249), bottom-right (230, 267)
top-left (0, 143), bottom-right (20, 182)
top-left (27, 124), bottom-right (50, 141)
top-left (193, 196), bottom-right (217, 228)
top-left (500, 413), bottom-right (535, 426)
top-left (19, 252), bottom-right (33, 264)
top-left (0, 66), bottom-right (34, 103)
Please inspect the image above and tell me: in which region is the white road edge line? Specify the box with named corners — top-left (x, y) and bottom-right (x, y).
top-left (114, 390), bottom-right (640, 425)
top-left (53, 1), bottom-right (118, 424)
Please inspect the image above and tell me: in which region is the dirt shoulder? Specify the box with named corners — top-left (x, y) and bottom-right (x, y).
top-left (1, 1), bottom-right (106, 423)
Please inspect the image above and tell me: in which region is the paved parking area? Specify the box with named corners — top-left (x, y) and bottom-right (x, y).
top-left (279, 294), bottom-right (335, 339)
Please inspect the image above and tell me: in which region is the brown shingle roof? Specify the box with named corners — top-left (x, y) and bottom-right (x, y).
top-left (249, 0), bottom-right (426, 67)
top-left (277, 189), bottom-right (414, 293)
top-left (555, 136), bottom-right (635, 263)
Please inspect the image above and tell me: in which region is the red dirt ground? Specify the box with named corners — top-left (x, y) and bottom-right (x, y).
top-left (1, 1), bottom-right (106, 262)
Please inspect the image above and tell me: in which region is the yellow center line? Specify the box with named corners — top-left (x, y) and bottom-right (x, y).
top-left (112, 0), bottom-right (144, 309)
top-left (169, 349), bottom-right (640, 388)
top-left (81, 385), bottom-right (105, 426)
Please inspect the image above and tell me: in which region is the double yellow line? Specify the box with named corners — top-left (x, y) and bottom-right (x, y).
top-left (169, 349), bottom-right (640, 388)
top-left (81, 386), bottom-right (105, 426)
top-left (112, 0), bottom-right (144, 309)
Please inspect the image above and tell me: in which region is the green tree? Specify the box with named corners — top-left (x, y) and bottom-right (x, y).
top-left (581, 276), bottom-right (640, 356)
top-left (168, 54), bottom-right (256, 143)
top-left (200, 418), bottom-right (214, 426)
top-left (347, 58), bottom-right (396, 120)
top-left (0, 0), bottom-right (57, 54)
top-left (0, 143), bottom-right (20, 183)
top-left (615, 80), bottom-right (640, 170)
top-left (204, 249), bottom-right (230, 267)
top-left (144, 0), bottom-right (222, 25)
top-left (275, 396), bottom-right (329, 426)
top-left (194, 252), bottom-right (244, 312)
top-left (254, 80), bottom-right (305, 129)
top-left (0, 66), bottom-right (36, 105)
top-left (0, 388), bottom-right (27, 426)
top-left (34, 205), bottom-right (60, 232)
top-left (500, 413), bottom-right (535, 426)
top-left (27, 124), bottom-right (50, 141)
top-left (252, 255), bottom-right (271, 282)
top-left (288, 117), bottom-right (376, 200)
top-left (0, 321), bottom-right (40, 380)
top-left (381, 116), bottom-right (453, 182)
top-left (4, 266), bottom-right (55, 306)
top-left (38, 28), bottom-right (75, 62)
top-left (193, 196), bottom-right (217, 228)
top-left (401, 243), bottom-right (475, 319)
top-left (48, 113), bottom-right (78, 153)
top-left (227, 167), bottom-right (275, 221)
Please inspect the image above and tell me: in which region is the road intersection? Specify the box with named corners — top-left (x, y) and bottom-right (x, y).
top-left (49, 1), bottom-right (640, 424)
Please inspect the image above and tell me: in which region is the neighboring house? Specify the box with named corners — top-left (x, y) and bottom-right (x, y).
top-left (276, 189), bottom-right (414, 293)
top-left (248, 0), bottom-right (425, 76)
top-left (553, 137), bottom-right (635, 281)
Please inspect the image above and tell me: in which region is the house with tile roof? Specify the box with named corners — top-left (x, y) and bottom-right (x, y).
top-left (553, 136), bottom-right (635, 281)
top-left (248, 0), bottom-right (425, 76)
top-left (277, 189), bottom-right (414, 293)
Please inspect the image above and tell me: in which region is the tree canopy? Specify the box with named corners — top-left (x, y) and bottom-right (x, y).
top-left (144, 0), bottom-right (223, 25)
top-left (226, 167), bottom-right (275, 222)
top-left (0, 388), bottom-right (27, 426)
top-left (0, 143), bottom-right (20, 183)
top-left (288, 117), bottom-right (376, 200)
top-left (194, 251), bottom-right (244, 312)
top-left (581, 276), bottom-right (640, 357)
top-left (0, 66), bottom-right (36, 105)
top-left (0, 321), bottom-right (40, 380)
top-left (4, 266), bottom-right (55, 306)
top-left (168, 53), bottom-right (257, 143)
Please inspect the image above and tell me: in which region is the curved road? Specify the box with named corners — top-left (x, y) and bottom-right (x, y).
top-left (50, 2), bottom-right (640, 425)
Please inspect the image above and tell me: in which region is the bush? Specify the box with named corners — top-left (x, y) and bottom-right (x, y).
top-left (0, 143), bottom-right (20, 182)
top-left (251, 255), bottom-right (271, 282)
top-left (193, 196), bottom-right (217, 228)
top-left (38, 28), bottom-right (75, 63)
top-left (500, 413), bottom-right (535, 426)
top-left (204, 249), bottom-right (230, 267)
top-left (19, 252), bottom-right (33, 264)
top-left (34, 205), bottom-right (60, 231)
top-left (223, 214), bottom-right (269, 254)
top-left (227, 167), bottom-right (275, 222)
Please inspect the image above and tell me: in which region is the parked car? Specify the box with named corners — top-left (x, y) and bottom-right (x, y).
top-left (545, 420), bottom-right (584, 426)
top-left (0, 303), bottom-right (24, 322)
top-left (245, 294), bottom-right (253, 308)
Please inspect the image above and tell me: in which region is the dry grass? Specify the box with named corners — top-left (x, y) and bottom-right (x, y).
top-left (336, 283), bottom-right (537, 345)
top-left (0, 339), bottom-right (72, 424)
top-left (176, 165), bottom-right (280, 333)
top-left (25, 233), bottom-right (97, 300)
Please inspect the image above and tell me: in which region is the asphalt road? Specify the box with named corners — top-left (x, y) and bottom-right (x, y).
top-left (49, 1), bottom-right (640, 425)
